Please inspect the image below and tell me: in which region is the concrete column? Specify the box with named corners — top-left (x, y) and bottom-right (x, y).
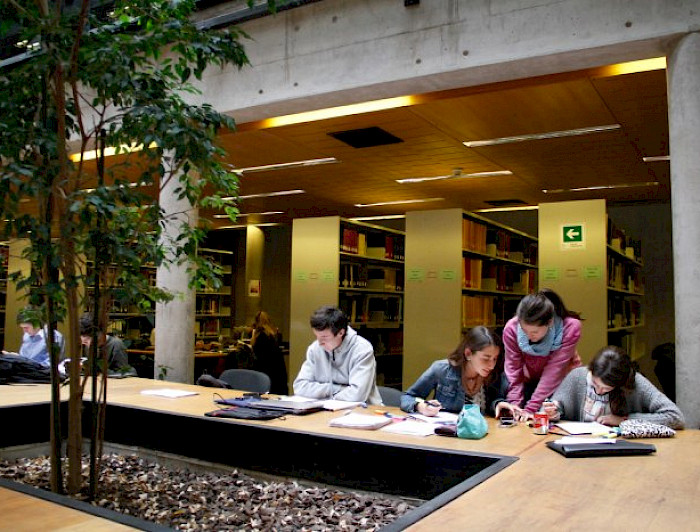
top-left (244, 225), bottom-right (265, 325)
top-left (154, 155), bottom-right (198, 383)
top-left (668, 32), bottom-right (700, 428)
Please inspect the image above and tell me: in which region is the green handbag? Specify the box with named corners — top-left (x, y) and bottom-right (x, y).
top-left (456, 403), bottom-right (488, 439)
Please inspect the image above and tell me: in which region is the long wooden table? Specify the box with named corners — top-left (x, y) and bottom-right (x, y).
top-left (2, 378), bottom-right (699, 531)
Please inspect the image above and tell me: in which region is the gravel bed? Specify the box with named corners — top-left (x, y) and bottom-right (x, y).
top-left (0, 453), bottom-right (418, 531)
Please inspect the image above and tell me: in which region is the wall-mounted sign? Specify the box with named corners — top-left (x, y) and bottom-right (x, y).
top-left (561, 223), bottom-right (585, 250)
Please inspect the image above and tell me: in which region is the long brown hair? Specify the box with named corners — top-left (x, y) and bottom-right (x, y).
top-left (589, 345), bottom-right (636, 416)
top-left (251, 311), bottom-right (276, 345)
top-left (447, 326), bottom-right (503, 385)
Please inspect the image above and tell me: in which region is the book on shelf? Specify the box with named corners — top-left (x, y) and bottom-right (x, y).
top-left (462, 257), bottom-right (483, 289)
top-left (462, 218), bottom-right (487, 253)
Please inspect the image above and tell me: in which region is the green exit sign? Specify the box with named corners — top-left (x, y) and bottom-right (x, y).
top-left (561, 223), bottom-right (585, 249)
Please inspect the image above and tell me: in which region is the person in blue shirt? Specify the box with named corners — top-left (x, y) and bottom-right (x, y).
top-left (2, 306), bottom-right (64, 367)
top-left (400, 326), bottom-right (508, 416)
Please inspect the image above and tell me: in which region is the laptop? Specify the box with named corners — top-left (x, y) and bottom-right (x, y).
top-left (546, 439), bottom-right (656, 458)
top-left (216, 397), bottom-right (326, 415)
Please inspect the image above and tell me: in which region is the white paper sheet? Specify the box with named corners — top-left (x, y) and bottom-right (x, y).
top-left (141, 389), bottom-right (199, 398)
top-left (381, 420), bottom-right (436, 437)
top-left (553, 421), bottom-right (612, 435)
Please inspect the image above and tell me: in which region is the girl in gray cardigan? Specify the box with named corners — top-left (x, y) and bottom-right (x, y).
top-left (545, 346), bottom-right (684, 429)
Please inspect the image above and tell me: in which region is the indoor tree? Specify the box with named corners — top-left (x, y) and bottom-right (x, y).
top-left (0, 0), bottom-right (274, 497)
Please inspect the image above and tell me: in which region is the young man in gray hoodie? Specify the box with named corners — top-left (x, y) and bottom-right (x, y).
top-left (293, 305), bottom-right (382, 404)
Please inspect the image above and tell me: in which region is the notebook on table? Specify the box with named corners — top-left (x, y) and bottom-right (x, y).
top-left (546, 439), bottom-right (656, 458)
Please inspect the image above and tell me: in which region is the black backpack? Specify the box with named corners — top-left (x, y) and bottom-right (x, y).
top-left (0, 354), bottom-right (55, 384)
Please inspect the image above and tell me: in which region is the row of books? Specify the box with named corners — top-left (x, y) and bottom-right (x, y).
top-left (463, 258), bottom-right (536, 293)
top-left (608, 257), bottom-right (644, 293)
top-left (461, 295), bottom-right (521, 329)
top-left (195, 298), bottom-right (231, 315)
top-left (338, 293), bottom-right (403, 324)
top-left (340, 263), bottom-right (403, 292)
top-left (608, 297), bottom-right (643, 329)
top-left (607, 216), bottom-right (642, 262)
top-left (340, 227), bottom-right (405, 261)
top-left (462, 218), bottom-right (488, 253)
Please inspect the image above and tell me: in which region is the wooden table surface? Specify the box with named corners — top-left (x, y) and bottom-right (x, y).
top-left (2, 377), bottom-right (699, 531)
top-left (0, 486), bottom-right (135, 532)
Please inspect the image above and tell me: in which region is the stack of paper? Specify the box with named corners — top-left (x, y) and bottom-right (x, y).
top-left (141, 389), bottom-right (198, 398)
top-left (329, 412), bottom-right (392, 430)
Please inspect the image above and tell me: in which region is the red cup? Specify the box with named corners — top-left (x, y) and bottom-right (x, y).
top-left (533, 412), bottom-right (549, 435)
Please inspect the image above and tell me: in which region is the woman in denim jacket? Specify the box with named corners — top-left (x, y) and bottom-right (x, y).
top-left (400, 326), bottom-right (509, 416)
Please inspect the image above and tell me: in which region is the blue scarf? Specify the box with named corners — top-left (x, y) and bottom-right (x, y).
top-left (517, 316), bottom-right (564, 356)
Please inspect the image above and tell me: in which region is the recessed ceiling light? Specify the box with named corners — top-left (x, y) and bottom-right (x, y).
top-left (396, 169), bottom-right (512, 184)
top-left (463, 124), bottom-right (621, 148)
top-left (222, 189), bottom-right (305, 201)
top-left (229, 157), bottom-right (337, 174)
top-left (354, 198), bottom-right (444, 208)
top-left (642, 155), bottom-right (670, 162)
top-left (542, 182), bottom-right (659, 193)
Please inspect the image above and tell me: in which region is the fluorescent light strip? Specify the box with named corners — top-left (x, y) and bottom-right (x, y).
top-left (222, 189), bottom-right (305, 201)
top-left (230, 157), bottom-right (337, 174)
top-left (474, 205), bottom-right (539, 213)
top-left (217, 223), bottom-right (282, 229)
top-left (463, 124), bottom-right (621, 148)
top-left (261, 96), bottom-right (416, 128)
top-left (349, 215), bottom-right (406, 221)
top-left (355, 198), bottom-right (444, 208)
top-left (213, 211), bottom-right (284, 219)
top-left (542, 182), bottom-right (659, 193)
top-left (69, 142), bottom-right (158, 162)
top-left (396, 170), bottom-right (512, 184)
top-left (642, 155), bottom-right (670, 162)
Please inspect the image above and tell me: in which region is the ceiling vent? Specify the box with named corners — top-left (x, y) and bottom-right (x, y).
top-left (484, 199), bottom-right (529, 207)
top-left (328, 127), bottom-right (403, 148)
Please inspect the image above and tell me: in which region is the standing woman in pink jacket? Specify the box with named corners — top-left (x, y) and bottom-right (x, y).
top-left (501, 289), bottom-right (582, 419)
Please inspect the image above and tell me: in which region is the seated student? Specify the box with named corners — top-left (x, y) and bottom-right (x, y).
top-left (544, 345), bottom-right (684, 429)
top-left (293, 305), bottom-right (382, 404)
top-left (400, 326), bottom-right (508, 416)
top-left (79, 313), bottom-right (136, 376)
top-left (2, 306), bottom-right (65, 367)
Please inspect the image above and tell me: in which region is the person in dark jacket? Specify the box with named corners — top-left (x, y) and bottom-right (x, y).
top-left (251, 311), bottom-right (288, 395)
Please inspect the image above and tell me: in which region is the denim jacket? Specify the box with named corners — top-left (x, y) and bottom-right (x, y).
top-left (400, 360), bottom-right (508, 415)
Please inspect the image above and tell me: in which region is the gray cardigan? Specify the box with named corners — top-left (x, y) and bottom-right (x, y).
top-left (552, 367), bottom-right (685, 429)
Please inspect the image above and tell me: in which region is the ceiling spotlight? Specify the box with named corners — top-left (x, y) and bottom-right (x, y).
top-left (396, 169), bottom-right (512, 184)
top-left (463, 124), bottom-right (621, 148)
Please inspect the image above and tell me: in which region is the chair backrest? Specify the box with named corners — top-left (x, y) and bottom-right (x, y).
top-left (377, 385), bottom-right (403, 407)
top-left (219, 368), bottom-right (271, 394)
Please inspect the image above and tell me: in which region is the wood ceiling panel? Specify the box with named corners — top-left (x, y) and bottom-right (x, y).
top-left (201, 66), bottom-right (671, 226)
top-left (410, 79), bottom-right (617, 143)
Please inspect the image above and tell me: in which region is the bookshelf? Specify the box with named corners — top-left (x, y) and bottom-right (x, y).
top-left (195, 248), bottom-right (233, 341)
top-left (290, 216), bottom-right (405, 389)
top-left (404, 209), bottom-right (537, 389)
top-left (0, 244), bottom-right (7, 349)
top-left (538, 199), bottom-right (646, 363)
top-left (88, 247), bottom-right (233, 347)
top-left (606, 217), bottom-right (645, 358)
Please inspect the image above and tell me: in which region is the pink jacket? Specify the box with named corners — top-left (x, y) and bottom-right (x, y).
top-left (503, 316), bottom-right (582, 413)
